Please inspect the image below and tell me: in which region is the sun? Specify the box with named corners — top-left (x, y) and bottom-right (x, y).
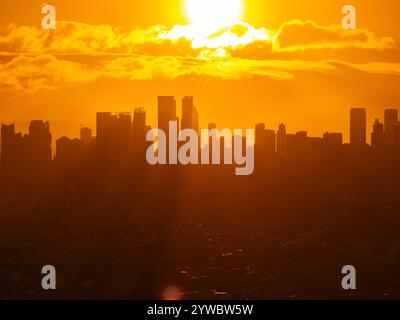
top-left (185, 0), bottom-right (243, 28)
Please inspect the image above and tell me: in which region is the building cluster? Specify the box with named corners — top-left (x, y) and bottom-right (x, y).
top-left (1, 98), bottom-right (400, 202)
top-left (254, 108), bottom-right (400, 202)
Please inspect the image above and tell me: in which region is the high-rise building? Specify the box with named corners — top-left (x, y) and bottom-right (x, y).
top-left (265, 130), bottom-right (276, 154)
top-left (181, 96), bottom-right (199, 134)
top-left (158, 96), bottom-right (178, 164)
top-left (96, 112), bottom-right (112, 168)
top-left (1, 124), bottom-right (16, 181)
top-left (158, 96), bottom-right (177, 134)
top-left (384, 109), bottom-right (398, 146)
top-left (96, 112), bottom-right (132, 193)
top-left (255, 123), bottom-right (266, 146)
top-left (132, 108), bottom-right (146, 142)
top-left (80, 127), bottom-right (93, 146)
top-left (277, 123), bottom-right (286, 154)
top-left (1, 124), bottom-right (26, 183)
top-left (26, 120), bottom-right (52, 181)
top-left (255, 123), bottom-right (275, 154)
top-left (371, 119), bottom-right (385, 148)
top-left (350, 108), bottom-right (367, 146)
top-left (132, 108), bottom-right (147, 167)
top-left (394, 122), bottom-right (400, 147)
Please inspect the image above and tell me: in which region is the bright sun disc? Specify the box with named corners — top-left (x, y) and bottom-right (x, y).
top-left (185, 0), bottom-right (243, 28)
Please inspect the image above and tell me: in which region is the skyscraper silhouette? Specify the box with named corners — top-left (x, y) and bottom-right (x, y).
top-left (181, 96), bottom-right (199, 134)
top-left (80, 127), bottom-right (93, 147)
top-left (158, 96), bottom-right (177, 134)
top-left (394, 123), bottom-right (400, 147)
top-left (371, 119), bottom-right (385, 148)
top-left (157, 96), bottom-right (178, 164)
top-left (255, 123), bottom-right (266, 146)
top-left (350, 108), bottom-right (367, 146)
top-left (277, 123), bottom-right (286, 154)
top-left (96, 112), bottom-right (132, 194)
top-left (1, 124), bottom-right (19, 182)
top-left (255, 123), bottom-right (275, 154)
top-left (384, 109), bottom-right (398, 146)
top-left (26, 120), bottom-right (52, 183)
top-left (132, 108), bottom-right (147, 168)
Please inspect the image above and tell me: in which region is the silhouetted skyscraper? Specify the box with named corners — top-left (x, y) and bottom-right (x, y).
top-left (350, 108), bottom-right (367, 146)
top-left (369, 119), bottom-right (386, 202)
top-left (182, 96), bottom-right (199, 134)
top-left (255, 123), bottom-right (275, 154)
top-left (96, 112), bottom-right (112, 185)
top-left (265, 130), bottom-right (276, 154)
top-left (96, 112), bottom-right (132, 194)
top-left (80, 127), bottom-right (93, 146)
top-left (158, 96), bottom-right (178, 164)
top-left (255, 123), bottom-right (266, 145)
top-left (277, 123), bottom-right (286, 154)
top-left (132, 108), bottom-right (147, 168)
top-left (1, 124), bottom-right (14, 173)
top-left (394, 122), bottom-right (400, 147)
top-left (371, 119), bottom-right (385, 148)
top-left (26, 120), bottom-right (52, 182)
top-left (384, 109), bottom-right (398, 146)
top-left (1, 124), bottom-right (17, 181)
top-left (158, 96), bottom-right (177, 134)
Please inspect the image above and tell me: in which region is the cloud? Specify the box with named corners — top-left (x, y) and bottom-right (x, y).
top-left (0, 54), bottom-right (99, 92)
top-left (274, 20), bottom-right (395, 52)
top-left (1, 19), bottom-right (394, 57)
top-left (0, 19), bottom-right (399, 92)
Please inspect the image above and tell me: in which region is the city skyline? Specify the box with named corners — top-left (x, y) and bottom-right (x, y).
top-left (1, 1), bottom-right (400, 143)
top-left (1, 97), bottom-right (400, 153)
top-left (2, 95), bottom-right (400, 196)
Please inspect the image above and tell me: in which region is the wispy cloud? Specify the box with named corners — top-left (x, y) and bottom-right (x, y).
top-left (0, 54), bottom-right (98, 92)
top-left (274, 20), bottom-right (395, 52)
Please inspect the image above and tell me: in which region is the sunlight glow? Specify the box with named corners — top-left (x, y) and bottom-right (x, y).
top-left (160, 21), bottom-right (271, 53)
top-left (185, 0), bottom-right (243, 29)
top-left (158, 0), bottom-right (271, 59)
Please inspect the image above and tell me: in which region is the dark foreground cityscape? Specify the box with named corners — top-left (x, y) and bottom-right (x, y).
top-left (1, 96), bottom-right (400, 299)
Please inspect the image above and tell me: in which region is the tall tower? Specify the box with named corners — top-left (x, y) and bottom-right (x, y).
top-left (158, 96), bottom-right (177, 134)
top-left (277, 123), bottom-right (286, 154)
top-left (255, 123), bottom-right (266, 146)
top-left (1, 124), bottom-right (25, 183)
top-left (132, 108), bottom-right (147, 167)
top-left (181, 96), bottom-right (199, 134)
top-left (96, 112), bottom-right (132, 193)
top-left (350, 108), bottom-right (367, 146)
top-left (255, 123), bottom-right (275, 154)
top-left (394, 123), bottom-right (400, 147)
top-left (132, 108), bottom-right (146, 142)
top-left (27, 120), bottom-right (52, 167)
top-left (371, 119), bottom-right (385, 148)
top-left (1, 124), bottom-right (16, 181)
top-left (80, 127), bottom-right (93, 146)
top-left (384, 109), bottom-right (398, 146)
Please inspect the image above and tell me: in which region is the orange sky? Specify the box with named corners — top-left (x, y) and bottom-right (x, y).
top-left (1, 0), bottom-right (400, 142)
